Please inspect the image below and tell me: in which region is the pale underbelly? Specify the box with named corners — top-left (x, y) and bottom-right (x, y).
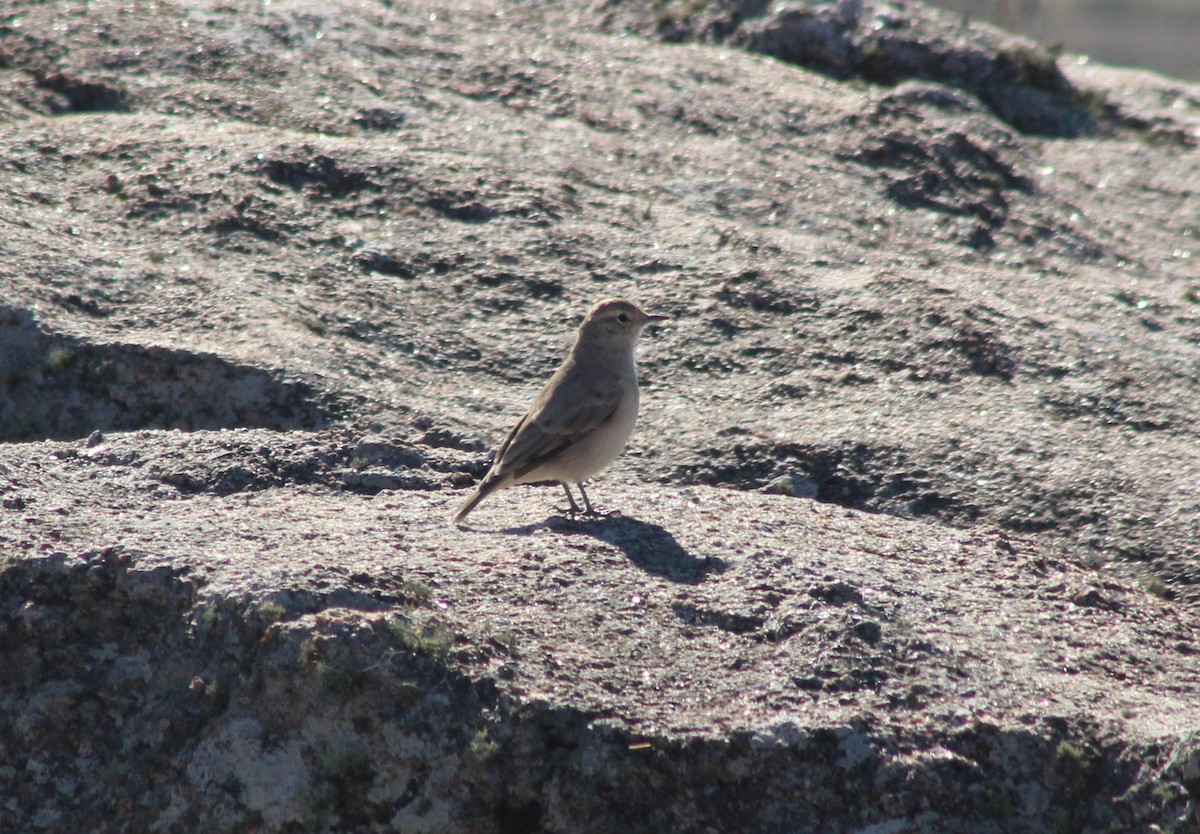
top-left (516, 391), bottom-right (639, 484)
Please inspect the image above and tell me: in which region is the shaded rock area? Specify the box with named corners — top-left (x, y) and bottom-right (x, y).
top-left (2, 0), bottom-right (1200, 831)
top-left (600, 0), bottom-right (1102, 136)
top-left (0, 306), bottom-right (335, 441)
top-left (3, 434), bottom-right (1199, 832)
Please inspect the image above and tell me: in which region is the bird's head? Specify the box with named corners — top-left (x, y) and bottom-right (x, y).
top-left (579, 298), bottom-right (666, 347)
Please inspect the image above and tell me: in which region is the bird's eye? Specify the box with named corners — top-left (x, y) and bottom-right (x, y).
top-left (617, 313), bottom-right (629, 323)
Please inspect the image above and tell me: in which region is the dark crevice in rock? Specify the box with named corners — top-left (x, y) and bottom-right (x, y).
top-left (674, 438), bottom-right (980, 525)
top-left (34, 71), bottom-right (131, 113)
top-left (260, 153), bottom-right (378, 199)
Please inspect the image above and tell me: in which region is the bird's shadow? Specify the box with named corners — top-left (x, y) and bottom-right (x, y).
top-left (492, 514), bottom-right (726, 584)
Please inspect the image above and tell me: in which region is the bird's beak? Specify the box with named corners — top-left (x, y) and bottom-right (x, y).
top-left (646, 314), bottom-right (668, 323)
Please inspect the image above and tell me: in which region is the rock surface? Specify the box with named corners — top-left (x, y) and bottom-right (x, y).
top-left (2, 1), bottom-right (1200, 831)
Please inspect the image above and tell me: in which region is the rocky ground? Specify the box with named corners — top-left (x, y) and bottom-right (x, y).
top-left (2, 1), bottom-right (1199, 831)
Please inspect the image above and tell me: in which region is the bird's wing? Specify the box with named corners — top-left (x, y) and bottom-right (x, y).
top-left (491, 364), bottom-right (623, 480)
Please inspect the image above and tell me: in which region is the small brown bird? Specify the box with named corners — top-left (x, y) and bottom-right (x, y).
top-left (453, 298), bottom-right (665, 524)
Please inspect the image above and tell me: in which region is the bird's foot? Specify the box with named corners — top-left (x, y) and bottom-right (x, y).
top-left (557, 483), bottom-right (619, 519)
top-left (555, 505), bottom-right (620, 519)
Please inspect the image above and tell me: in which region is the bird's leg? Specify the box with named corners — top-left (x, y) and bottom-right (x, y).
top-left (560, 483), bottom-right (582, 516)
top-left (577, 482), bottom-right (598, 516)
top-left (577, 482), bottom-right (612, 517)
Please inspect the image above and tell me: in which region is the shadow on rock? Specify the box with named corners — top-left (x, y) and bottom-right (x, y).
top-left (0, 306), bottom-right (332, 442)
top-left (550, 515), bottom-right (727, 584)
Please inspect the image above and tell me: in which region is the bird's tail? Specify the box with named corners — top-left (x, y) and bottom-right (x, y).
top-left (451, 474), bottom-right (504, 524)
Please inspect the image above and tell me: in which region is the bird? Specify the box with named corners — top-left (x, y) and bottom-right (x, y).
top-left (452, 298), bottom-right (665, 524)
